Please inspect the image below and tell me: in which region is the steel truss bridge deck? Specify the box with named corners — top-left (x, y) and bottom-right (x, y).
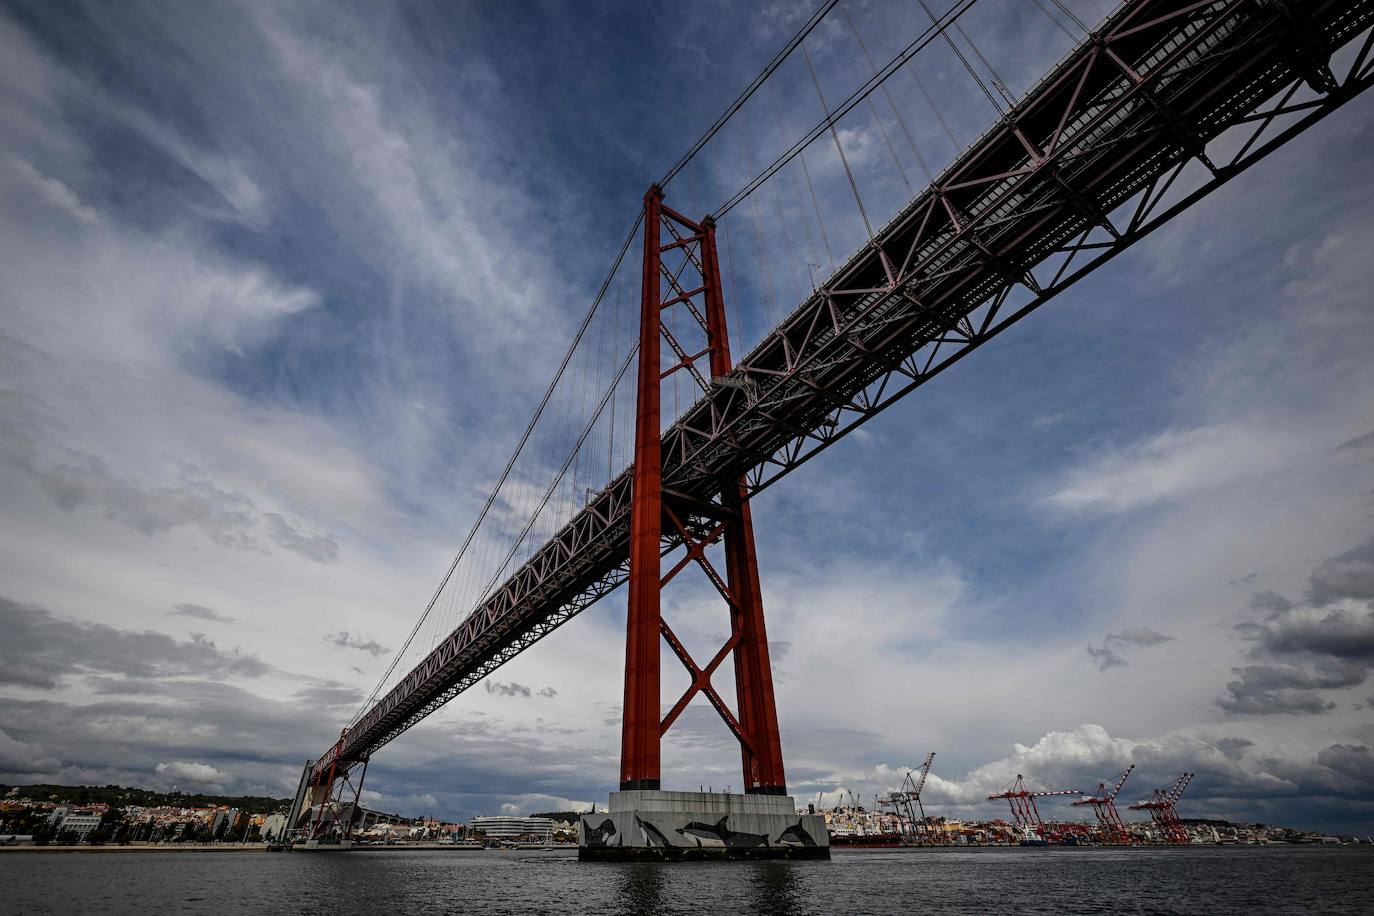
top-left (314, 0), bottom-right (1374, 777)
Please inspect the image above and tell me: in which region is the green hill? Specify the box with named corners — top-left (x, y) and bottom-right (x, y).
top-left (1, 783), bottom-right (290, 815)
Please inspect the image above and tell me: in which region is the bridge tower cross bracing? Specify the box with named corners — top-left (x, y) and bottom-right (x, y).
top-left (621, 185), bottom-right (787, 795)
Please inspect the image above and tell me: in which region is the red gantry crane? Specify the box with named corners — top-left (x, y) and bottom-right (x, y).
top-left (987, 774), bottom-right (1080, 842)
top-left (1130, 772), bottom-right (1194, 844)
top-left (1072, 765), bottom-right (1135, 845)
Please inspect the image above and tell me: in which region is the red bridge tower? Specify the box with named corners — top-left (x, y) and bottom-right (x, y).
top-left (621, 185), bottom-right (787, 796)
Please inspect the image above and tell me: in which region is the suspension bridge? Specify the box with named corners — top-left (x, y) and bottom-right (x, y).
top-left (286, 0), bottom-right (1374, 856)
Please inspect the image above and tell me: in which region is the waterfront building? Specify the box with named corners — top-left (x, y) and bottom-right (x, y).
top-left (260, 813), bottom-right (287, 841)
top-left (469, 815), bottom-right (553, 843)
top-left (56, 812), bottom-right (103, 839)
top-left (364, 823), bottom-right (413, 842)
top-left (210, 808), bottom-right (239, 836)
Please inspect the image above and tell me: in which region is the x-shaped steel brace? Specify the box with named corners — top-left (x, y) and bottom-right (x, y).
top-left (656, 217), bottom-right (716, 395)
top-left (655, 501), bottom-right (755, 755)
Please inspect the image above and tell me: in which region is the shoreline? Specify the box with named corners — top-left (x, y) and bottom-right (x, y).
top-left (1, 842), bottom-right (1363, 855)
top-left (0, 844), bottom-right (272, 854)
top-left (0, 843), bottom-right (576, 855)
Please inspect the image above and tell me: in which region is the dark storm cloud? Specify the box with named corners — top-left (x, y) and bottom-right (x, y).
top-left (0, 676), bottom-right (359, 792)
top-left (1255, 745), bottom-right (1374, 800)
top-left (169, 602), bottom-right (235, 623)
top-left (1316, 744), bottom-right (1374, 786)
top-left (1260, 609), bottom-right (1374, 659)
top-left (325, 631), bottom-right (389, 657)
top-left (1306, 537), bottom-right (1374, 607)
top-left (1229, 662), bottom-right (1367, 692)
top-left (484, 680), bottom-right (532, 698)
top-left (1217, 689), bottom-right (1333, 715)
top-left (1214, 737), bottom-right (1253, 760)
top-left (1216, 661), bottom-right (1366, 715)
top-left (0, 729), bottom-right (62, 774)
top-left (1219, 539), bottom-right (1374, 714)
top-left (0, 595), bottom-right (271, 689)
top-left (1086, 627), bottom-right (1174, 671)
top-left (1249, 590), bottom-right (1293, 618)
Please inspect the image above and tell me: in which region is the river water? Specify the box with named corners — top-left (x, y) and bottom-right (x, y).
top-left (1, 845), bottom-right (1369, 914)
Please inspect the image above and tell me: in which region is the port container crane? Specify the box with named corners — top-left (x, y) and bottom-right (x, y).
top-left (1073, 765), bottom-right (1135, 844)
top-left (879, 752), bottom-right (938, 843)
top-left (1129, 772), bottom-right (1194, 844)
top-left (987, 774), bottom-right (1080, 838)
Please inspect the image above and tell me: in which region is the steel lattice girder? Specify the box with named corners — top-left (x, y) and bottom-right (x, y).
top-left (665, 0), bottom-right (1374, 498)
top-left (314, 0), bottom-right (1374, 774)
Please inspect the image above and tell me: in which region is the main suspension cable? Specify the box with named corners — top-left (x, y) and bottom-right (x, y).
top-left (713, 0), bottom-right (983, 219)
top-left (659, 0), bottom-right (840, 188)
top-left (917, 0), bottom-right (1008, 114)
top-left (349, 212), bottom-right (643, 726)
top-left (476, 341), bottom-right (641, 604)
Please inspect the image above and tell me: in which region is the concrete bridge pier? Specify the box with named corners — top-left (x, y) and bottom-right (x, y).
top-left (579, 790), bottom-right (829, 861)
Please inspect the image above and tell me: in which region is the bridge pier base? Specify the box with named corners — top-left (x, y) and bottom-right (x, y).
top-left (578, 790), bottom-right (829, 861)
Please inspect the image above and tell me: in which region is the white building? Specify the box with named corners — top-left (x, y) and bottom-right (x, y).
top-left (211, 808), bottom-right (239, 836)
top-left (260, 814), bottom-right (287, 841)
top-left (56, 813), bottom-right (103, 839)
top-left (469, 815), bottom-right (553, 842)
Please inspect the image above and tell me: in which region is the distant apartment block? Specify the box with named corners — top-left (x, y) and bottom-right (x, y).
top-left (469, 815), bottom-right (553, 842)
top-left (56, 813), bottom-right (103, 839)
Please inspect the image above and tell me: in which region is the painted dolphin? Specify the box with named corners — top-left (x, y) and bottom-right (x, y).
top-left (676, 815), bottom-right (770, 848)
top-left (583, 817), bottom-right (618, 847)
top-left (676, 819), bottom-right (727, 847)
top-left (635, 814), bottom-right (672, 848)
top-left (777, 819), bottom-right (818, 846)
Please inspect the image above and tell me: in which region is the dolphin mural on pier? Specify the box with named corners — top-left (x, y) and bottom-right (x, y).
top-left (582, 818), bottom-right (618, 847)
top-left (635, 814), bottom-right (672, 848)
top-left (777, 819), bottom-right (819, 847)
top-left (675, 816), bottom-right (770, 848)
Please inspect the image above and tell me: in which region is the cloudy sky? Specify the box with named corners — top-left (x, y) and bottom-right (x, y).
top-left (2, 0), bottom-right (1373, 834)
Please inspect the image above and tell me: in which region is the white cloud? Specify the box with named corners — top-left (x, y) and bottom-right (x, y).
top-left (5, 154), bottom-right (98, 224)
top-left (360, 789), bottom-right (439, 814)
top-left (104, 99), bottom-right (268, 228)
top-left (1044, 423), bottom-right (1306, 516)
top-left (155, 760), bottom-right (229, 785)
top-left (252, 5), bottom-right (552, 345)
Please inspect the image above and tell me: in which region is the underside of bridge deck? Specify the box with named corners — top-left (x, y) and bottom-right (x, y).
top-left (299, 1), bottom-right (1374, 814)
